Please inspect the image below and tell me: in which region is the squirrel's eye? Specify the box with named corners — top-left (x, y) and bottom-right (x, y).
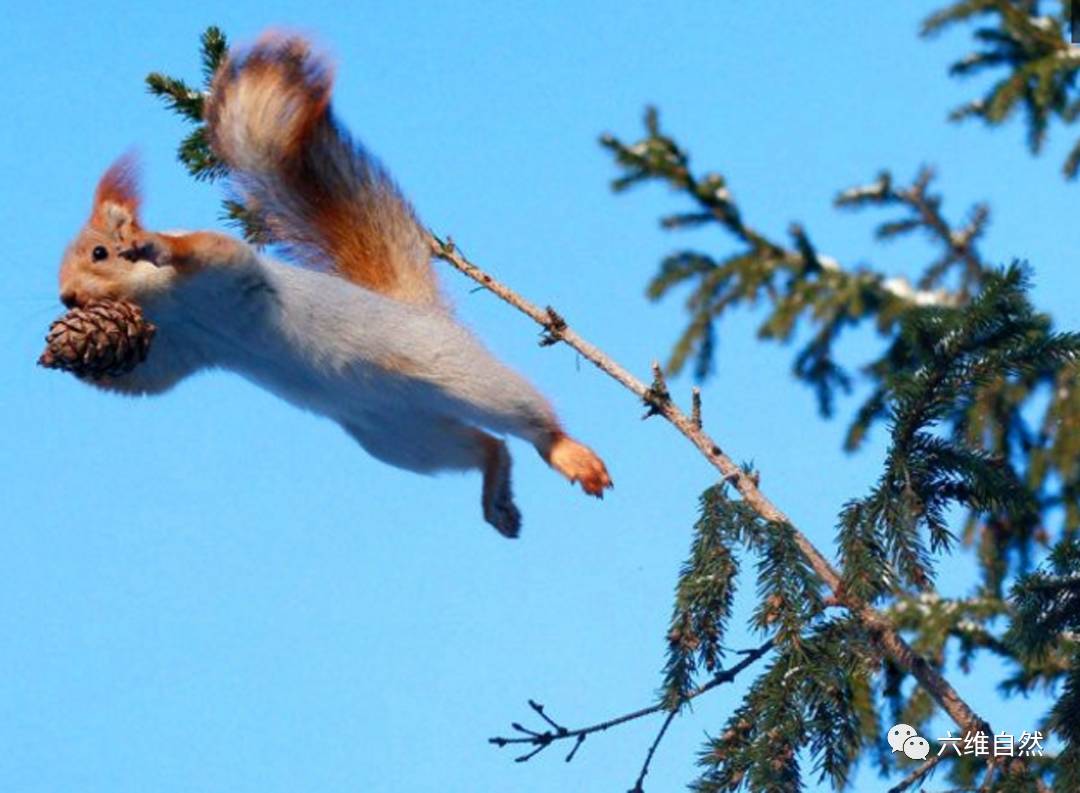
top-left (92, 245), bottom-right (109, 262)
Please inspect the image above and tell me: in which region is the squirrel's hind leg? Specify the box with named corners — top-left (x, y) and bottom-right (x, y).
top-left (343, 418), bottom-right (521, 538)
top-left (477, 432), bottom-right (520, 538)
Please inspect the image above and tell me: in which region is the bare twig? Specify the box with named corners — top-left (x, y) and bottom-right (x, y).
top-left (885, 748), bottom-right (1046, 793)
top-left (489, 640), bottom-right (773, 765)
top-left (886, 753), bottom-right (945, 793)
top-left (643, 361), bottom-right (671, 419)
top-left (977, 757), bottom-right (998, 792)
top-left (431, 231), bottom-right (992, 740)
top-left (629, 708), bottom-right (677, 793)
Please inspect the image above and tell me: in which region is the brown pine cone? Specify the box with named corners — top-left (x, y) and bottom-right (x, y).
top-left (38, 299), bottom-right (156, 379)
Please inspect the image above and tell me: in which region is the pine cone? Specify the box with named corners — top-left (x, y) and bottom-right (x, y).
top-left (38, 300), bottom-right (156, 379)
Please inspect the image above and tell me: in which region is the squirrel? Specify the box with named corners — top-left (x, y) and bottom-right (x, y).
top-left (56, 34), bottom-right (611, 537)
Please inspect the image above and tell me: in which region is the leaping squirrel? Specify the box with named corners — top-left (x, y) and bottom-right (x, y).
top-left (56, 35), bottom-right (611, 537)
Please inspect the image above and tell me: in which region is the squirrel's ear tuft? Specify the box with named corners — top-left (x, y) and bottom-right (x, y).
top-left (91, 152), bottom-right (142, 235)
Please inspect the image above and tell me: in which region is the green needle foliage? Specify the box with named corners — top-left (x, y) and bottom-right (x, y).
top-left (841, 265), bottom-right (1069, 599)
top-left (154, 13), bottom-right (1080, 792)
top-left (692, 617), bottom-right (874, 793)
top-left (602, 106), bottom-right (1080, 606)
top-left (922, 0), bottom-right (1080, 177)
top-left (663, 480), bottom-right (823, 711)
top-left (601, 117), bottom-right (990, 411)
top-left (1008, 539), bottom-right (1080, 788)
top-left (663, 485), bottom-right (748, 709)
top-left (146, 26), bottom-right (269, 242)
top-left (664, 267), bottom-right (1078, 791)
top-left (146, 26), bottom-right (227, 181)
top-left (597, 5), bottom-right (1080, 789)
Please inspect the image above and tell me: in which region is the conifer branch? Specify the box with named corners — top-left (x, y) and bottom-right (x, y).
top-left (922, 0), bottom-right (1080, 178)
top-left (600, 109), bottom-right (983, 420)
top-left (835, 166), bottom-right (989, 298)
top-left (430, 232), bottom-right (995, 739)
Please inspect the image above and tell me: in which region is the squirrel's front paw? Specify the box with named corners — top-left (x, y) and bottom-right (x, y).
top-left (120, 233), bottom-right (169, 266)
top-left (547, 434), bottom-right (613, 498)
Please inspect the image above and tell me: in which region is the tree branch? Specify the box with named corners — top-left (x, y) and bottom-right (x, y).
top-left (430, 232), bottom-right (992, 739)
top-left (885, 753), bottom-right (945, 793)
top-left (629, 707), bottom-right (677, 793)
top-left (489, 640), bottom-right (773, 767)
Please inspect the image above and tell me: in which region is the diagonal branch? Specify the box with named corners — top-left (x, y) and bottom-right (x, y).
top-left (430, 231), bottom-right (993, 740)
top-left (885, 753), bottom-right (945, 793)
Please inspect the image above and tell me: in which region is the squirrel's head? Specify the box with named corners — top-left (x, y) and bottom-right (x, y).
top-left (59, 155), bottom-right (174, 308)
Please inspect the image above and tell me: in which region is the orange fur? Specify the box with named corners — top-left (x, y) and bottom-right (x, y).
top-left (543, 433), bottom-right (614, 497)
top-left (59, 155), bottom-right (147, 308)
top-left (375, 351), bottom-right (424, 377)
top-left (90, 152), bottom-right (141, 229)
top-left (155, 231), bottom-right (251, 269)
top-left (205, 36), bottom-right (442, 306)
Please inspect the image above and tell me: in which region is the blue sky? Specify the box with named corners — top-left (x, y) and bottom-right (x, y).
top-left (2, 2), bottom-right (1078, 791)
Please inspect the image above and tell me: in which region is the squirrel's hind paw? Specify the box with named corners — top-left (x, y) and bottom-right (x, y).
top-left (484, 495), bottom-right (522, 539)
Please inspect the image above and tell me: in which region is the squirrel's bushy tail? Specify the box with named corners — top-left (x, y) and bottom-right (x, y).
top-left (205, 35), bottom-right (441, 306)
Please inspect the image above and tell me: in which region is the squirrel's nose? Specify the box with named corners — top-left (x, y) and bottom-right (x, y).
top-left (60, 290), bottom-right (78, 309)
